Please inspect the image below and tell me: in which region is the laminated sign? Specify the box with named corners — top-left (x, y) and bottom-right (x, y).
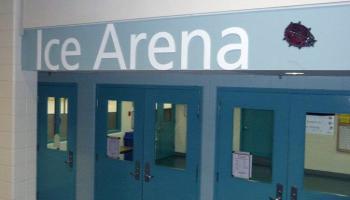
top-left (232, 152), bottom-right (252, 180)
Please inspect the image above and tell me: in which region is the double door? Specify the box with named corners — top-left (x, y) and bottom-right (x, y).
top-left (95, 85), bottom-right (201, 200)
top-left (216, 88), bottom-right (350, 200)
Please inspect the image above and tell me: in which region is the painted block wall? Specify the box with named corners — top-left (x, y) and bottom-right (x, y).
top-left (39, 71), bottom-right (350, 200)
top-left (23, 0), bottom-right (350, 28)
top-left (121, 102), bottom-right (133, 132)
top-left (0, 1), bottom-right (14, 198)
top-left (305, 119), bottom-right (350, 174)
top-left (175, 105), bottom-right (187, 153)
top-left (0, 0), bottom-right (37, 199)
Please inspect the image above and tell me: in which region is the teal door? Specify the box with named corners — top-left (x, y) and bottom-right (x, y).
top-left (37, 83), bottom-right (77, 200)
top-left (215, 88), bottom-right (290, 200)
top-left (95, 85), bottom-right (201, 200)
top-left (288, 93), bottom-right (350, 200)
top-left (240, 109), bottom-right (273, 159)
top-left (155, 105), bottom-right (176, 160)
top-left (95, 86), bottom-right (144, 200)
top-left (142, 88), bottom-right (201, 200)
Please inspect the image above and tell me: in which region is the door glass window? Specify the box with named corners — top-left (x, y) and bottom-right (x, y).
top-left (304, 113), bottom-right (350, 196)
top-left (106, 100), bottom-right (135, 161)
top-left (232, 108), bottom-right (273, 183)
top-left (107, 100), bottom-right (121, 132)
top-left (47, 97), bottom-right (68, 151)
top-left (155, 103), bottom-right (187, 170)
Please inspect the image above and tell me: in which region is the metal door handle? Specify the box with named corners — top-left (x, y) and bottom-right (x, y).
top-left (291, 186), bottom-right (298, 200)
top-left (130, 161), bottom-right (141, 180)
top-left (145, 174), bottom-right (154, 180)
top-left (269, 183), bottom-right (283, 200)
top-left (269, 197), bottom-right (282, 200)
top-left (144, 162), bottom-right (154, 182)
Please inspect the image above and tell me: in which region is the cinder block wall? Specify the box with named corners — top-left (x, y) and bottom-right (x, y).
top-left (0, 0), bottom-right (37, 199)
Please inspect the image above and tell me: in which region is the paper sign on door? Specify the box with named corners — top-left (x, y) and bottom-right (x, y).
top-left (232, 152), bottom-right (252, 180)
top-left (107, 137), bottom-right (120, 159)
top-left (306, 114), bottom-right (335, 135)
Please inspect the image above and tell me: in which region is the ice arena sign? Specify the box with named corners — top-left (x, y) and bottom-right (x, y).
top-left (30, 24), bottom-right (248, 71)
top-left (22, 5), bottom-right (350, 71)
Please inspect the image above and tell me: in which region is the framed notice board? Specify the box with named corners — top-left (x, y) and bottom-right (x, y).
top-left (337, 114), bottom-right (350, 153)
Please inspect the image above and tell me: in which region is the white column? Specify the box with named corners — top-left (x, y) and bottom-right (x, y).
top-left (0, 0), bottom-right (37, 199)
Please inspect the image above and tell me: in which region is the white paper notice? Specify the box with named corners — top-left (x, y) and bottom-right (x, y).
top-left (232, 152), bottom-right (252, 180)
top-left (306, 115), bottom-right (335, 135)
top-left (107, 137), bottom-right (120, 159)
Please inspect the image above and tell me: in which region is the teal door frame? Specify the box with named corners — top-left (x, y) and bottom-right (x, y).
top-left (94, 84), bottom-right (202, 200)
top-left (37, 82), bottom-right (77, 200)
top-left (214, 87), bottom-right (350, 200)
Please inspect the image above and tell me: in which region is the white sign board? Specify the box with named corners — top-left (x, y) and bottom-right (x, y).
top-left (232, 152), bottom-right (252, 179)
top-left (107, 137), bottom-right (120, 159)
top-left (306, 114), bottom-right (335, 135)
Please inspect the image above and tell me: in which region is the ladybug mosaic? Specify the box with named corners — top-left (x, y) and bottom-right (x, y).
top-left (284, 21), bottom-right (316, 49)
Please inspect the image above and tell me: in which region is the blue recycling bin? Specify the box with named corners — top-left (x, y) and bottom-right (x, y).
top-left (123, 131), bottom-right (134, 161)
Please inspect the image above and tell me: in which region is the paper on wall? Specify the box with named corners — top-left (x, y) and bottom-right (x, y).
top-left (232, 151), bottom-right (252, 180)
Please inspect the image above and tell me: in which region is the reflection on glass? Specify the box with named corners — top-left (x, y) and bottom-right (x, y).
top-left (47, 97), bottom-right (68, 151)
top-left (106, 101), bottom-right (134, 161)
top-left (155, 103), bottom-right (187, 170)
top-left (232, 108), bottom-right (273, 183)
top-left (304, 113), bottom-right (350, 196)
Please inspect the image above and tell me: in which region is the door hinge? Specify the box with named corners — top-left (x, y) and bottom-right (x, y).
top-left (197, 104), bottom-right (200, 119)
top-left (217, 101), bottom-right (222, 120)
top-left (96, 99), bottom-right (99, 108)
top-left (37, 144), bottom-right (40, 152)
top-left (216, 172), bottom-right (220, 182)
top-left (95, 154), bottom-right (99, 161)
top-left (195, 165), bottom-right (200, 182)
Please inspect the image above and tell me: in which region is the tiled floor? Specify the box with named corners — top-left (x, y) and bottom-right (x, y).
top-left (304, 174), bottom-right (350, 196)
top-left (156, 154), bottom-right (187, 170)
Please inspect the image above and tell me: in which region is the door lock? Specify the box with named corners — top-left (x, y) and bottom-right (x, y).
top-left (144, 162), bottom-right (154, 182)
top-left (129, 161), bottom-right (141, 180)
top-left (269, 183), bottom-right (283, 200)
